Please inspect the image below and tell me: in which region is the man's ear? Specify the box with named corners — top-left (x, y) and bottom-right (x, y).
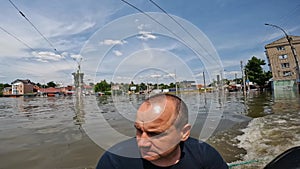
top-left (181, 124), bottom-right (191, 141)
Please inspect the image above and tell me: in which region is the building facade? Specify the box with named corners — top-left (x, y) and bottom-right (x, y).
top-left (265, 36), bottom-right (300, 90)
top-left (11, 79), bottom-right (34, 95)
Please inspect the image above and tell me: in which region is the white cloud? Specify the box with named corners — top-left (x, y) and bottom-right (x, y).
top-left (113, 50), bottom-right (123, 56)
top-left (150, 74), bottom-right (162, 78)
top-left (163, 73), bottom-right (175, 78)
top-left (100, 39), bottom-right (127, 45)
top-left (55, 21), bottom-right (95, 37)
top-left (70, 54), bottom-right (83, 60)
top-left (32, 51), bottom-right (65, 62)
top-left (137, 24), bottom-right (145, 30)
top-left (137, 31), bottom-right (157, 40)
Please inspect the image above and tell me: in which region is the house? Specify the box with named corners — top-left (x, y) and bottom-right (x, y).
top-left (178, 80), bottom-right (197, 91)
top-left (265, 36), bottom-right (300, 90)
top-left (38, 87), bottom-right (62, 97)
top-left (2, 87), bottom-right (12, 95)
top-left (83, 85), bottom-right (94, 95)
top-left (11, 79), bottom-right (34, 95)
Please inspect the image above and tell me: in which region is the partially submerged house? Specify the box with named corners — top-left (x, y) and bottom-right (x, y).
top-left (11, 79), bottom-right (34, 96)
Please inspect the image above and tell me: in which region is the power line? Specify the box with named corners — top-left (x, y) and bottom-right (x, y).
top-left (0, 26), bottom-right (73, 78)
top-left (8, 0), bottom-right (57, 53)
top-left (0, 26), bottom-right (34, 51)
top-left (8, 0), bottom-right (77, 71)
top-left (148, 0), bottom-right (221, 65)
top-left (120, 0), bottom-right (220, 69)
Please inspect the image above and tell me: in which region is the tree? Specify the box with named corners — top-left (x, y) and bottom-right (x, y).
top-left (169, 83), bottom-right (175, 88)
top-left (139, 83), bottom-right (147, 91)
top-left (0, 83), bottom-right (10, 96)
top-left (94, 80), bottom-right (111, 92)
top-left (245, 56), bottom-right (272, 89)
top-left (47, 81), bottom-right (57, 88)
top-left (36, 83), bottom-right (42, 88)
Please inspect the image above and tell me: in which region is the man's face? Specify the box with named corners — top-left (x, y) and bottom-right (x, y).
top-left (135, 99), bottom-right (182, 161)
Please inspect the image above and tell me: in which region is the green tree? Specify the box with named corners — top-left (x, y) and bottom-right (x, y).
top-left (47, 81), bottom-right (57, 88)
top-left (169, 83), bottom-right (176, 88)
top-left (94, 80), bottom-right (111, 92)
top-left (245, 56), bottom-right (272, 89)
top-left (36, 83), bottom-right (42, 88)
top-left (0, 83), bottom-right (10, 96)
top-left (139, 83), bottom-right (147, 91)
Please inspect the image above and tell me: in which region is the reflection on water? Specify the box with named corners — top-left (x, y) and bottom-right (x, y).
top-left (0, 97), bottom-right (102, 169)
top-left (0, 91), bottom-right (299, 169)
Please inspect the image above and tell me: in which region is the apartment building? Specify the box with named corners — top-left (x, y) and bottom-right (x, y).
top-left (265, 36), bottom-right (300, 90)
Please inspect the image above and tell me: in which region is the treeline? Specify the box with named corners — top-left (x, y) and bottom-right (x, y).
top-left (94, 80), bottom-right (177, 93)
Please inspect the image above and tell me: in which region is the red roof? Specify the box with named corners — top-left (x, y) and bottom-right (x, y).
top-left (38, 87), bottom-right (61, 93)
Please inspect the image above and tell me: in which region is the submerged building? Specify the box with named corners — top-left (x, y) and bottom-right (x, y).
top-left (265, 36), bottom-right (300, 90)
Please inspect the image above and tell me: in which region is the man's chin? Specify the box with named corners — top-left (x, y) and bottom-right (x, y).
top-left (141, 152), bottom-right (160, 161)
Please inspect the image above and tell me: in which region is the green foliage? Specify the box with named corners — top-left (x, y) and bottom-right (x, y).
top-left (36, 83), bottom-right (42, 87)
top-left (245, 56), bottom-right (272, 88)
top-left (0, 83), bottom-right (4, 96)
top-left (159, 83), bottom-right (169, 89)
top-left (139, 83), bottom-right (147, 91)
top-left (47, 81), bottom-right (57, 88)
top-left (94, 80), bottom-right (111, 92)
top-left (0, 83), bottom-right (10, 96)
top-left (169, 83), bottom-right (175, 88)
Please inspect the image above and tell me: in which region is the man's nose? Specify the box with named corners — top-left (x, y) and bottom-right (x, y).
top-left (138, 132), bottom-right (151, 147)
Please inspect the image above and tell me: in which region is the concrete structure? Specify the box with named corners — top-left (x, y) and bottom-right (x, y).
top-left (265, 36), bottom-right (300, 90)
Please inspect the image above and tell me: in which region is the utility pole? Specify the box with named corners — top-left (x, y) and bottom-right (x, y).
top-left (203, 71), bottom-right (206, 92)
top-left (175, 69), bottom-right (178, 95)
top-left (241, 61), bottom-right (246, 96)
top-left (265, 23), bottom-right (300, 92)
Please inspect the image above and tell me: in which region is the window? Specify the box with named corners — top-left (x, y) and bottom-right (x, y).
top-left (283, 71), bottom-right (292, 76)
top-left (279, 54), bottom-right (288, 59)
top-left (281, 63), bottom-right (290, 68)
top-left (277, 46), bottom-right (285, 51)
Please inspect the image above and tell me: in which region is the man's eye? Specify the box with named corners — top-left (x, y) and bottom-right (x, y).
top-left (147, 132), bottom-right (160, 137)
top-left (136, 128), bottom-right (142, 133)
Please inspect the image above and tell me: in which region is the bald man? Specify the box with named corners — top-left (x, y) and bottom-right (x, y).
top-left (96, 93), bottom-right (228, 169)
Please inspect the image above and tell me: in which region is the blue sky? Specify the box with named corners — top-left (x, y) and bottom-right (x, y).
top-left (0, 0), bottom-right (299, 85)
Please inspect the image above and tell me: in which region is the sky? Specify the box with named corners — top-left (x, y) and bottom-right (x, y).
top-left (0, 0), bottom-right (299, 85)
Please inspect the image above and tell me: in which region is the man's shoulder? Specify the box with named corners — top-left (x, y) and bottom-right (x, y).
top-left (107, 137), bottom-right (140, 158)
top-left (183, 137), bottom-right (228, 169)
top-left (184, 137), bottom-right (211, 149)
top-left (96, 138), bottom-right (143, 169)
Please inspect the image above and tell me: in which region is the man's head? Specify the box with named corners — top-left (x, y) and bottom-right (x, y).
top-left (134, 94), bottom-right (191, 165)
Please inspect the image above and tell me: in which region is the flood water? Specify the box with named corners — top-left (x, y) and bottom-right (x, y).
top-left (0, 91), bottom-right (299, 169)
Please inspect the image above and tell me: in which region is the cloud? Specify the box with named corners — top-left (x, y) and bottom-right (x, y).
top-left (113, 50), bottom-right (123, 56)
top-left (54, 21), bottom-right (96, 37)
top-left (150, 74), bottom-right (162, 78)
top-left (137, 31), bottom-right (157, 40)
top-left (70, 54), bottom-right (83, 60)
top-left (137, 23), bottom-right (146, 30)
top-left (162, 73), bottom-right (176, 79)
top-left (100, 39), bottom-right (127, 45)
top-left (32, 51), bottom-right (65, 62)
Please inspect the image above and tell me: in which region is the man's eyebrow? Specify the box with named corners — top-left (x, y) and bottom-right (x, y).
top-left (134, 122), bottom-right (141, 129)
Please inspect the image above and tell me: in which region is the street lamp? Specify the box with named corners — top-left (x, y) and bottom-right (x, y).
top-left (265, 23), bottom-right (300, 91)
